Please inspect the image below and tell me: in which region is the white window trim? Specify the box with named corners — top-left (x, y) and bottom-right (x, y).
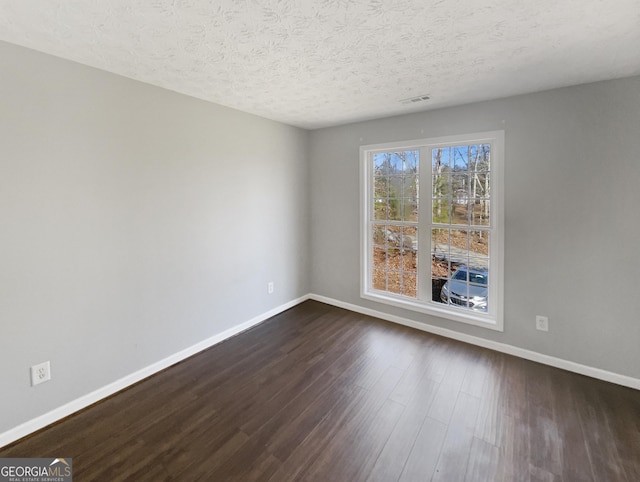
top-left (360, 131), bottom-right (504, 331)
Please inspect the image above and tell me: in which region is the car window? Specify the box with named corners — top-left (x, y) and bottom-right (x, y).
top-left (452, 270), bottom-right (468, 281)
top-left (469, 273), bottom-right (488, 285)
top-left (452, 269), bottom-right (488, 285)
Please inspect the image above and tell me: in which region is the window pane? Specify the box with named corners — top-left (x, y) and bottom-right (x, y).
top-left (440, 146), bottom-right (453, 169)
top-left (390, 153), bottom-right (404, 174)
top-left (387, 247), bottom-right (402, 272)
top-left (470, 172), bottom-right (490, 198)
top-left (373, 247), bottom-right (387, 270)
top-left (402, 226), bottom-right (417, 251)
top-left (432, 148), bottom-right (446, 172)
top-left (403, 198), bottom-right (419, 222)
top-left (373, 224), bottom-right (387, 245)
top-left (388, 198), bottom-right (402, 221)
top-left (432, 259), bottom-right (454, 281)
top-left (373, 268), bottom-right (386, 291)
top-left (432, 198), bottom-right (451, 224)
top-left (403, 251), bottom-right (417, 273)
top-left (449, 228), bottom-right (468, 254)
top-left (387, 225), bottom-right (401, 247)
top-left (404, 151), bottom-right (418, 173)
top-left (470, 200), bottom-right (490, 226)
top-left (432, 259), bottom-right (459, 306)
top-left (373, 153), bottom-right (389, 175)
top-left (452, 172), bottom-right (469, 195)
top-left (452, 199), bottom-right (469, 225)
top-left (374, 200), bottom-right (388, 220)
top-left (452, 146), bottom-right (468, 171)
top-left (432, 173), bottom-right (450, 198)
top-left (374, 176), bottom-right (389, 197)
top-left (470, 144), bottom-right (491, 172)
top-left (403, 274), bottom-right (417, 298)
top-left (470, 230), bottom-right (489, 258)
top-left (388, 176), bottom-right (402, 196)
top-left (387, 248), bottom-right (402, 271)
top-left (432, 227), bottom-right (452, 304)
top-left (387, 271), bottom-right (401, 294)
top-left (431, 228), bottom-right (449, 260)
top-left (403, 175), bottom-right (418, 198)
top-left (468, 257), bottom-right (488, 271)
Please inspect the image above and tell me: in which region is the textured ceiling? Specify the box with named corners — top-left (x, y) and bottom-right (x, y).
top-left (1, 1), bottom-right (639, 129)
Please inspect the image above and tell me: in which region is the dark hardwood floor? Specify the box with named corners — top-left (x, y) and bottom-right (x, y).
top-left (2, 300), bottom-right (639, 481)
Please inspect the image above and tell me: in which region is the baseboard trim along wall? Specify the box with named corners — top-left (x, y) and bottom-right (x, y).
top-left (309, 294), bottom-right (640, 391)
top-left (3, 292), bottom-right (638, 448)
top-left (0, 295), bottom-right (309, 449)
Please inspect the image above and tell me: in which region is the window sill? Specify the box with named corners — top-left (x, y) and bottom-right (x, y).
top-left (361, 290), bottom-right (504, 332)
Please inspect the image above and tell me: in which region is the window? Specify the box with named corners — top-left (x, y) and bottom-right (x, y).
top-left (361, 131), bottom-right (504, 330)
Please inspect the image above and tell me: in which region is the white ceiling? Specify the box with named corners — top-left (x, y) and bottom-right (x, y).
top-left (1, 1), bottom-right (639, 129)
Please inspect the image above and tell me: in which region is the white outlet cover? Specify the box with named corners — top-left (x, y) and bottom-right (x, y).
top-left (536, 316), bottom-right (549, 332)
top-left (31, 361), bottom-right (51, 386)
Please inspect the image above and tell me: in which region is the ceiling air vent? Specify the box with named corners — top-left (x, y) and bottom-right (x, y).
top-left (400, 94), bottom-right (431, 105)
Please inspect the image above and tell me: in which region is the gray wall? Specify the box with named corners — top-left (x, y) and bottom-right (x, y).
top-left (0, 41), bottom-right (309, 434)
top-left (309, 76), bottom-right (640, 379)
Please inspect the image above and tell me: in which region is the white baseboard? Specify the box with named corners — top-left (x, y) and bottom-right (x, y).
top-left (309, 293), bottom-right (640, 391)
top-left (0, 295), bottom-right (310, 449)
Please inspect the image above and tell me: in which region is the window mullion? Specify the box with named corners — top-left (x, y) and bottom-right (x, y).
top-left (417, 146), bottom-right (431, 303)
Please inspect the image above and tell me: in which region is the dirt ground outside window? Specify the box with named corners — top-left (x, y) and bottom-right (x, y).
top-left (373, 229), bottom-right (486, 299)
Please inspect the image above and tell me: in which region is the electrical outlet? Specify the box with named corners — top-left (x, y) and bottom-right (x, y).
top-left (31, 361), bottom-right (51, 386)
top-left (268, 282), bottom-right (274, 294)
top-left (536, 315), bottom-right (549, 332)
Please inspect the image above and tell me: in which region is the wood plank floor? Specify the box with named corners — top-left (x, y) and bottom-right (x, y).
top-left (2, 300), bottom-right (639, 481)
